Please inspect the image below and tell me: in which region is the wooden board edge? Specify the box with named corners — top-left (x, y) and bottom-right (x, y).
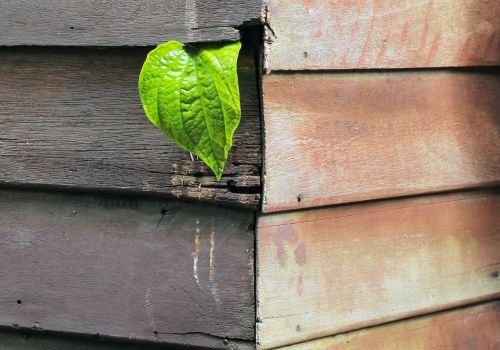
top-left (273, 300), bottom-right (500, 350)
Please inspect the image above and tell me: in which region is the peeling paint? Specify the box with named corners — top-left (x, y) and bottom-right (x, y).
top-left (192, 223), bottom-right (201, 288)
top-left (144, 288), bottom-right (156, 330)
top-left (297, 275), bottom-right (304, 295)
top-left (142, 180), bottom-right (154, 192)
top-left (262, 0), bottom-right (276, 74)
top-left (209, 224), bottom-right (216, 281)
top-left (208, 217), bottom-right (220, 304)
top-left (294, 242), bottom-right (307, 266)
top-left (272, 225), bottom-right (298, 266)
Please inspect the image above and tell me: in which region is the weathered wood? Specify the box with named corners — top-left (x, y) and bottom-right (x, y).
top-left (0, 0), bottom-right (263, 46)
top-left (277, 301), bottom-right (500, 349)
top-left (0, 328), bottom-right (204, 350)
top-left (0, 46), bottom-right (261, 208)
top-left (256, 191), bottom-right (500, 349)
top-left (0, 188), bottom-right (255, 349)
top-left (262, 70), bottom-right (500, 212)
top-left (264, 0), bottom-right (500, 71)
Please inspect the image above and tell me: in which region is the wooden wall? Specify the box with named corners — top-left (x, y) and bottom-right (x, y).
top-left (0, 1), bottom-right (262, 348)
top-left (276, 301), bottom-right (500, 350)
top-left (0, 43), bottom-right (261, 209)
top-left (0, 189), bottom-right (255, 349)
top-left (0, 0), bottom-right (262, 45)
top-left (257, 191), bottom-right (500, 348)
top-left (263, 0), bottom-right (500, 72)
top-left (257, 0), bottom-right (500, 348)
top-left (262, 70), bottom-right (500, 212)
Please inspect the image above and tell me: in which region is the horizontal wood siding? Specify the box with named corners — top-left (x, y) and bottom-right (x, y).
top-left (0, 46), bottom-right (261, 208)
top-left (264, 0), bottom-right (500, 71)
top-left (262, 70), bottom-right (500, 212)
top-left (0, 188), bottom-right (255, 349)
top-left (277, 301), bottom-right (500, 350)
top-left (0, 0), bottom-right (262, 45)
top-left (0, 328), bottom-right (192, 350)
top-left (256, 191), bottom-right (500, 349)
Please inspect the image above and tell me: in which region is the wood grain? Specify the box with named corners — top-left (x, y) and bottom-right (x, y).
top-left (262, 70), bottom-right (500, 212)
top-left (0, 46), bottom-right (261, 208)
top-left (256, 191), bottom-right (500, 349)
top-left (264, 0), bottom-right (500, 71)
top-left (0, 188), bottom-right (255, 349)
top-left (0, 328), bottom-right (203, 350)
top-left (0, 0), bottom-right (262, 45)
top-left (277, 301), bottom-right (500, 350)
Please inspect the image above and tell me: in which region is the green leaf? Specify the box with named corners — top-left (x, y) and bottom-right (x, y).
top-left (138, 41), bottom-right (242, 180)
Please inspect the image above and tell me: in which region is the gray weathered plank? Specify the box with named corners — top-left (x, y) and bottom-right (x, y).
top-left (0, 328), bottom-right (208, 350)
top-left (0, 188), bottom-right (255, 349)
top-left (0, 0), bottom-right (263, 46)
top-left (0, 45), bottom-right (261, 208)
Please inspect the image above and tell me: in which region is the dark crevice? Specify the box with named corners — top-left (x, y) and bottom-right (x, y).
top-left (229, 185), bottom-right (261, 195)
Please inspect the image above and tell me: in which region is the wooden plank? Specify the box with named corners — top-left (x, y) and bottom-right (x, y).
top-left (263, 0), bottom-right (500, 71)
top-left (277, 301), bottom-right (500, 350)
top-left (0, 188), bottom-right (255, 349)
top-left (262, 70), bottom-right (500, 212)
top-left (256, 191), bottom-right (500, 349)
top-left (0, 45), bottom-right (261, 208)
top-left (0, 328), bottom-right (191, 350)
top-left (0, 0), bottom-right (262, 46)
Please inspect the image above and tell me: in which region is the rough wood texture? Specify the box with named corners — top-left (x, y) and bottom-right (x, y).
top-left (277, 301), bottom-right (500, 349)
top-left (0, 46), bottom-right (261, 208)
top-left (256, 191), bottom-right (500, 349)
top-left (0, 329), bottom-right (198, 350)
top-left (262, 70), bottom-right (500, 212)
top-left (0, 188), bottom-right (255, 349)
top-left (264, 0), bottom-right (500, 71)
top-left (0, 0), bottom-right (262, 45)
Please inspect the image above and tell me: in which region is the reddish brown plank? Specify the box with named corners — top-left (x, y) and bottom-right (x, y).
top-left (256, 191), bottom-right (500, 349)
top-left (262, 70), bottom-right (500, 212)
top-left (277, 301), bottom-right (500, 349)
top-left (264, 0), bottom-right (500, 71)
top-left (0, 188), bottom-right (255, 349)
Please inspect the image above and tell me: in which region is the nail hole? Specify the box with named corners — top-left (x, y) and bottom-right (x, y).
top-left (303, 51), bottom-right (308, 58)
top-left (160, 208), bottom-right (168, 215)
top-left (70, 26), bottom-right (74, 29)
top-left (16, 300), bottom-right (22, 305)
top-left (297, 194), bottom-right (302, 202)
top-left (153, 331), bottom-right (158, 335)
